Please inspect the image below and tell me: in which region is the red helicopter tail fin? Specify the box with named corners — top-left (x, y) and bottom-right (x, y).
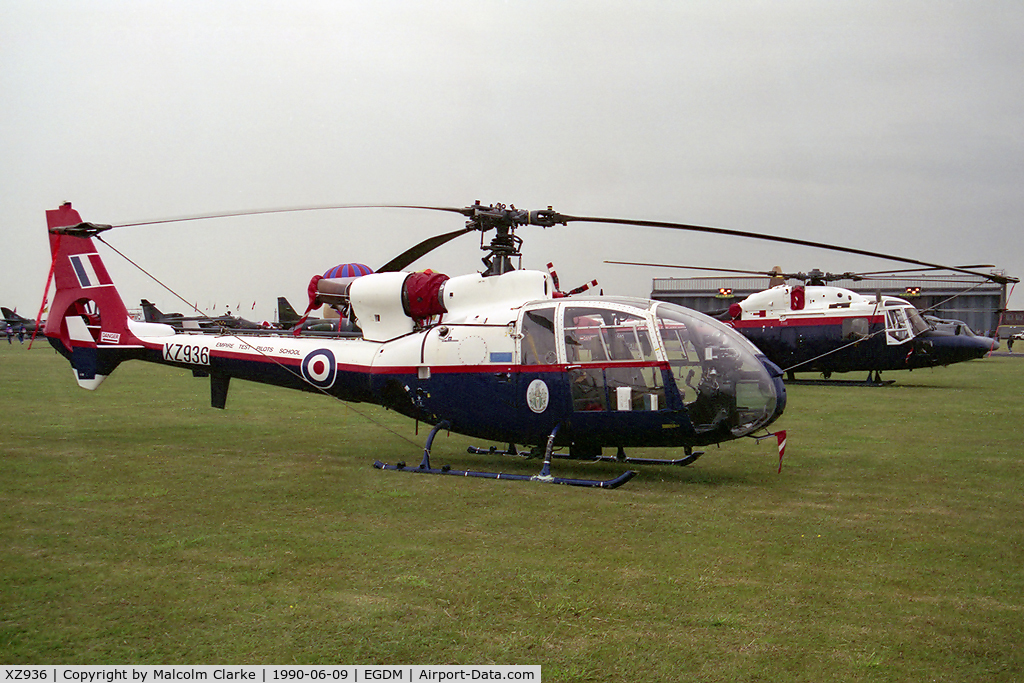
top-left (43, 203), bottom-right (138, 389)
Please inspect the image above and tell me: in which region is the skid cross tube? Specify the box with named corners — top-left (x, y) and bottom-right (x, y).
top-left (373, 422), bottom-right (637, 489)
top-left (466, 442), bottom-right (532, 457)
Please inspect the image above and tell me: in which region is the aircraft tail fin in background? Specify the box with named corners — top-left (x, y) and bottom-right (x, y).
top-left (2, 307), bottom-right (25, 323)
top-left (277, 297), bottom-right (300, 325)
top-left (139, 299), bottom-right (167, 323)
top-left (44, 203), bottom-right (141, 389)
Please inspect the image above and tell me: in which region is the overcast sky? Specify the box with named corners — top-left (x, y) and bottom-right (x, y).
top-left (3, 1), bottom-right (1022, 321)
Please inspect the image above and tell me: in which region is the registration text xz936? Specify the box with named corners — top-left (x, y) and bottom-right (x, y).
top-left (163, 342), bottom-right (210, 365)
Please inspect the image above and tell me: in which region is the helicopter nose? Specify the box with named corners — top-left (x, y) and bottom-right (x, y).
top-left (971, 334), bottom-right (998, 358)
top-left (927, 334), bottom-right (997, 363)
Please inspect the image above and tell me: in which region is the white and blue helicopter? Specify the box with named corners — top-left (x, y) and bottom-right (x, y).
top-left (41, 201), bottom-right (1008, 488)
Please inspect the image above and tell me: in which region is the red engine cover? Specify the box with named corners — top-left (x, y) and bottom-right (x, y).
top-left (790, 285), bottom-right (805, 311)
top-left (402, 271), bottom-right (449, 320)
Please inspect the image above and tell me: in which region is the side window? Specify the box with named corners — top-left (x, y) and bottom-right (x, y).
top-left (563, 307), bottom-right (650, 363)
top-left (569, 368), bottom-right (606, 411)
top-left (564, 313), bottom-right (606, 363)
top-left (564, 306), bottom-right (663, 412)
top-left (520, 308), bottom-right (557, 365)
top-left (843, 317), bottom-right (869, 340)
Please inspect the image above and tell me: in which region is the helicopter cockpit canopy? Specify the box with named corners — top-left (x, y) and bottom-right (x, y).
top-left (923, 314), bottom-right (978, 337)
top-left (518, 298), bottom-right (781, 438)
top-left (882, 298), bottom-right (931, 345)
top-left (653, 301), bottom-right (781, 436)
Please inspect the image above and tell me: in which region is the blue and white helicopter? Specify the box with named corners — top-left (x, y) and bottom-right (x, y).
top-left (40, 201), bottom-right (1007, 487)
top-left (606, 263), bottom-right (1006, 384)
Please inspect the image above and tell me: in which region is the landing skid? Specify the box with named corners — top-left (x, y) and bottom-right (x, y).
top-left (595, 446), bottom-right (705, 467)
top-left (374, 422), bottom-right (637, 489)
top-left (785, 378), bottom-right (895, 387)
top-left (468, 443), bottom-right (705, 467)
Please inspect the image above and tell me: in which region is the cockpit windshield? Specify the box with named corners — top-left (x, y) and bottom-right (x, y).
top-left (906, 307), bottom-right (931, 336)
top-left (885, 304), bottom-right (931, 344)
top-left (653, 302), bottom-right (779, 437)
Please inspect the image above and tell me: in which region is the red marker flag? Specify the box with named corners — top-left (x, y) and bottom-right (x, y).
top-left (776, 430), bottom-right (787, 473)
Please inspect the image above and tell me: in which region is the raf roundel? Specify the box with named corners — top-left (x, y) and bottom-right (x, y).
top-left (301, 348), bottom-right (337, 389)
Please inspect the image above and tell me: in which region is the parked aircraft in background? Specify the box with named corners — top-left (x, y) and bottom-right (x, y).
top-left (2, 307), bottom-right (42, 334)
top-left (607, 264), bottom-right (1003, 384)
top-left (140, 299), bottom-right (264, 331)
top-left (276, 296), bottom-right (345, 333)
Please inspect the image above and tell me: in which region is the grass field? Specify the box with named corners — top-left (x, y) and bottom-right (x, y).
top-left (1, 342), bottom-right (1022, 680)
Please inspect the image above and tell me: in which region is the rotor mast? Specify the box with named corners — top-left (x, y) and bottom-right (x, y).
top-left (465, 201), bottom-right (564, 276)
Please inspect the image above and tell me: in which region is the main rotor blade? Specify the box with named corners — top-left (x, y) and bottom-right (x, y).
top-left (558, 213), bottom-right (1017, 284)
top-left (377, 226), bottom-right (476, 273)
top-left (102, 203), bottom-right (477, 273)
top-left (853, 264), bottom-right (995, 277)
top-left (605, 260), bottom-right (1008, 286)
top-left (59, 202), bottom-right (477, 276)
top-left (605, 261), bottom-right (781, 278)
top-left (606, 261), bottom-right (993, 288)
top-left (109, 203), bottom-right (472, 229)
top-left (66, 200), bottom-right (1017, 285)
